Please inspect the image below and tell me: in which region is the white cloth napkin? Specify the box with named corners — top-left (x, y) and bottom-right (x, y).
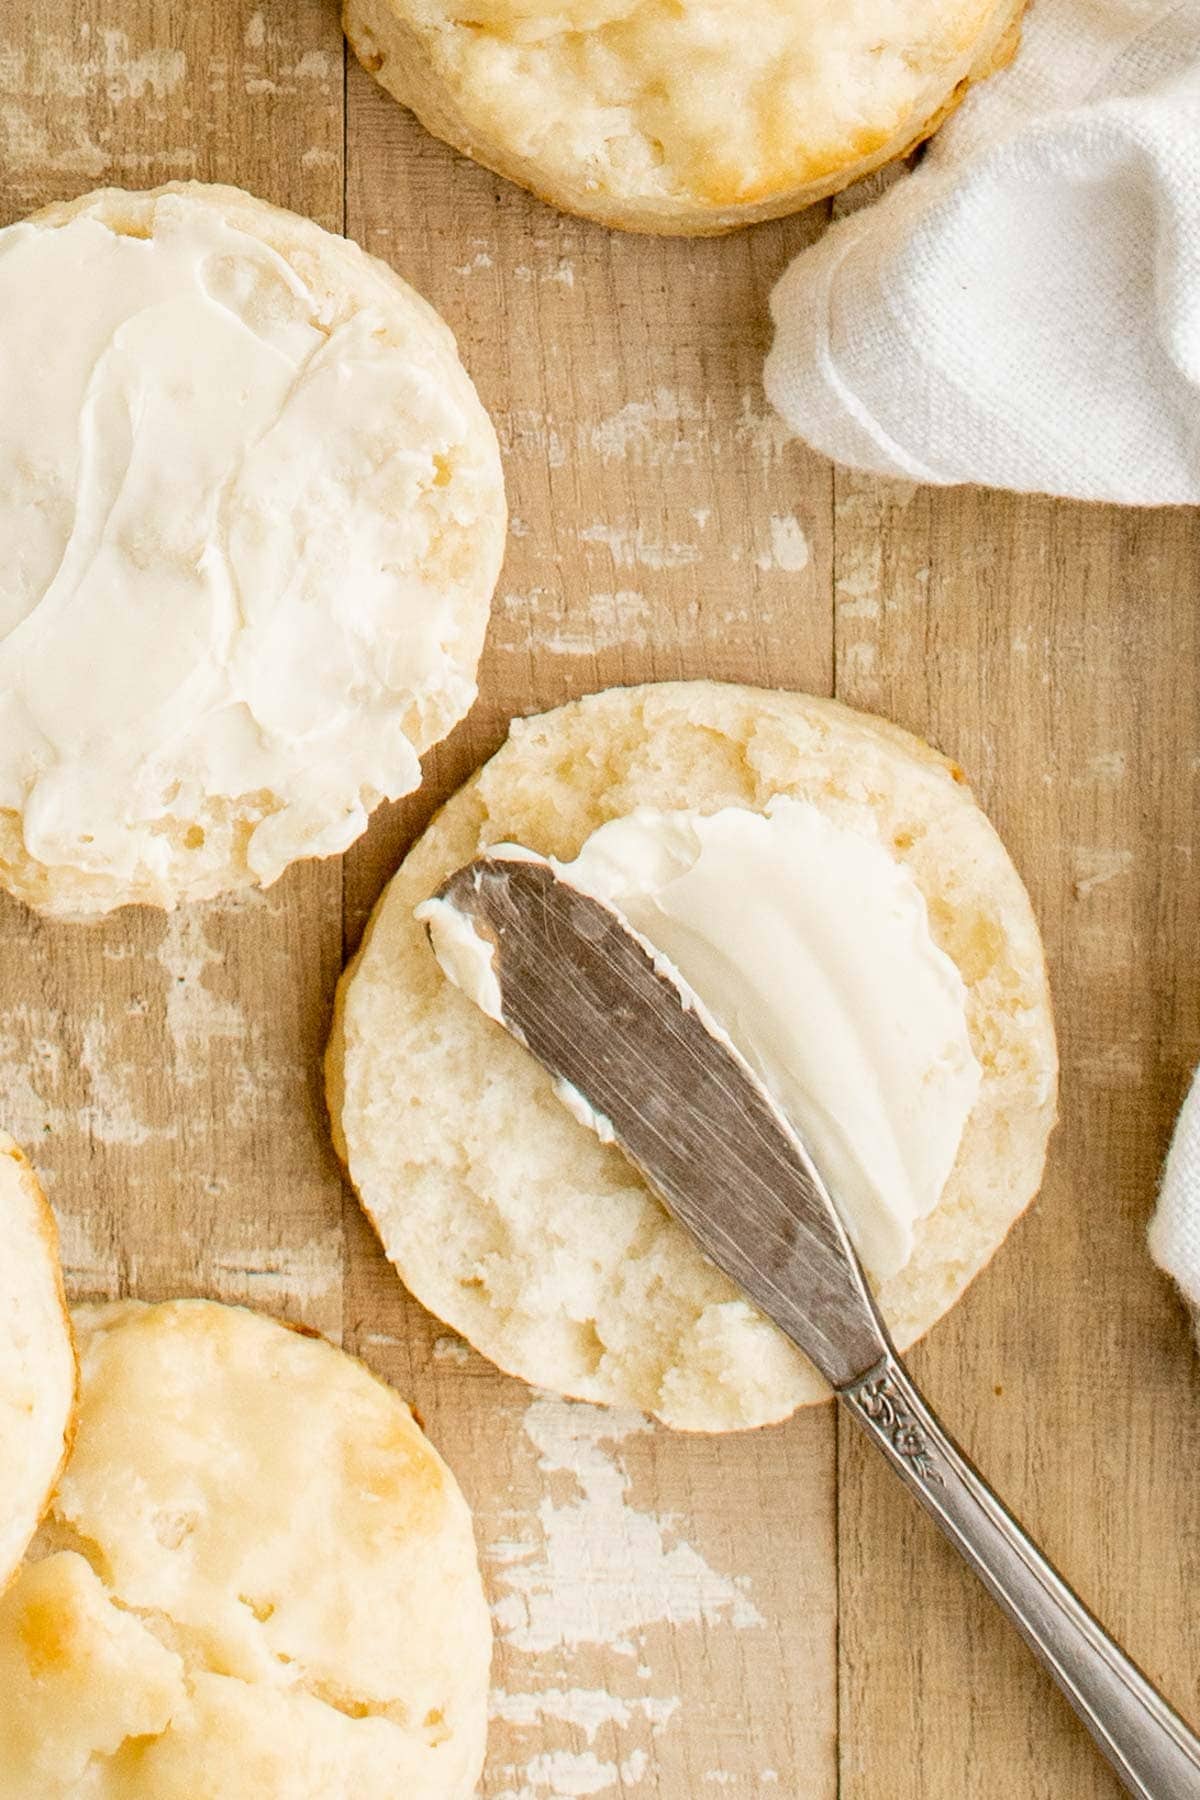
top-left (764, 0), bottom-right (1200, 505)
top-left (1150, 1071), bottom-right (1200, 1316)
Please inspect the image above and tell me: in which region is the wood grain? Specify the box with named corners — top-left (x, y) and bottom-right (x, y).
top-left (0, 2), bottom-right (1197, 1795)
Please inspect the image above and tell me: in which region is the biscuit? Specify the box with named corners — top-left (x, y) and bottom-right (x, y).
top-left (329, 681), bottom-right (1058, 1430)
top-left (0, 1300), bottom-right (490, 1797)
top-left (0, 1135), bottom-right (74, 1594)
top-left (0, 182), bottom-right (505, 918)
top-left (344, 0), bottom-right (1024, 234)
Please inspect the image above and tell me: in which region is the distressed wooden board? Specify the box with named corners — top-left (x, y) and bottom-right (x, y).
top-left (0, 3), bottom-right (1198, 1797)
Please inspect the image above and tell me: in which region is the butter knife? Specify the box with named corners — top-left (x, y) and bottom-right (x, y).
top-left (428, 855), bottom-right (1200, 1800)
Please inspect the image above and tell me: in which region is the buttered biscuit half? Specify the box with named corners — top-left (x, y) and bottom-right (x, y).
top-left (0, 1299), bottom-right (491, 1799)
top-left (329, 681), bottom-right (1058, 1431)
top-left (0, 1136), bottom-right (74, 1593)
top-left (344, 0), bottom-right (1024, 234)
top-left (0, 182), bottom-right (506, 918)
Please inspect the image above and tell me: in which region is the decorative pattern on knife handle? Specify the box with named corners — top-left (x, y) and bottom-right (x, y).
top-left (849, 1371), bottom-right (946, 1487)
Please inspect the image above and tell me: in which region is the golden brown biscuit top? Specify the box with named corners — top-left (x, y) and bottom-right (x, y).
top-left (408, 0), bottom-right (1007, 207)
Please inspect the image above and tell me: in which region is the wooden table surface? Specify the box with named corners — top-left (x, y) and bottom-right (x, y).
top-left (3, 4), bottom-right (1199, 1795)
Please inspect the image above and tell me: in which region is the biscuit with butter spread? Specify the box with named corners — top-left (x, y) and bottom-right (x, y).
top-left (328, 681), bottom-right (1058, 1430)
top-left (0, 1299), bottom-right (490, 1798)
top-left (343, 0), bottom-right (1024, 234)
top-left (0, 182), bottom-right (505, 918)
top-left (0, 1135), bottom-right (74, 1594)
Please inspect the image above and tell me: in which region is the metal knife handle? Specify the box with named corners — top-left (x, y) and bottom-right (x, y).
top-left (842, 1354), bottom-right (1200, 1799)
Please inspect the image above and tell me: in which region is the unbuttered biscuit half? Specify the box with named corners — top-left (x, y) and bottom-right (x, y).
top-left (0, 1299), bottom-right (491, 1799)
top-left (345, 0), bottom-right (1025, 234)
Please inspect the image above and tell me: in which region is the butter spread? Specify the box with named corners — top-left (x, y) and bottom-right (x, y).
top-left (0, 193), bottom-right (493, 886)
top-left (418, 896), bottom-right (505, 1022)
top-left (418, 892), bottom-right (618, 1141)
top-left (426, 799), bottom-right (981, 1281)
top-left (550, 1075), bottom-right (617, 1145)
